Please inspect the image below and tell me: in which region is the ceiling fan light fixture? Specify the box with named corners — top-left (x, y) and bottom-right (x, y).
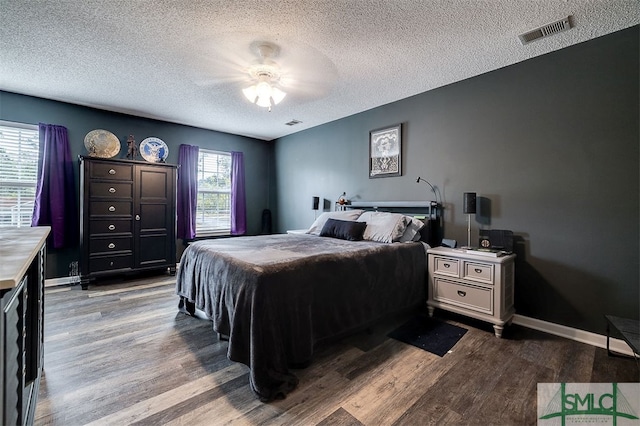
top-left (242, 46), bottom-right (287, 111)
top-left (255, 81), bottom-right (272, 99)
top-left (242, 85), bottom-right (258, 103)
top-left (271, 87), bottom-right (286, 104)
top-left (243, 79), bottom-right (286, 110)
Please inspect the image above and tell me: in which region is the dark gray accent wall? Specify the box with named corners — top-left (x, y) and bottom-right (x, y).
top-left (273, 26), bottom-right (639, 334)
top-left (0, 91), bottom-right (272, 277)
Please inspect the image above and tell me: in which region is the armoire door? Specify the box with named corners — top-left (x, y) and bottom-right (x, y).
top-left (135, 164), bottom-right (176, 269)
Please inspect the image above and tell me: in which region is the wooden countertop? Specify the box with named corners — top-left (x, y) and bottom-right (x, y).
top-left (0, 226), bottom-right (50, 290)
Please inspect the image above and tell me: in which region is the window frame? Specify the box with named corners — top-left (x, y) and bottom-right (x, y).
top-left (195, 149), bottom-right (232, 237)
top-left (0, 120), bottom-right (39, 228)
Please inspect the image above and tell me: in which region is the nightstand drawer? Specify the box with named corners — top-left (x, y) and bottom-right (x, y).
top-left (433, 278), bottom-right (493, 314)
top-left (433, 256), bottom-right (459, 277)
top-left (463, 261), bottom-right (494, 284)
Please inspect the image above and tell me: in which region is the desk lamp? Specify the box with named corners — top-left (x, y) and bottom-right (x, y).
top-left (463, 192), bottom-right (476, 248)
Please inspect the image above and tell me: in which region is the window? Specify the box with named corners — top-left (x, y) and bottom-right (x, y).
top-left (196, 149), bottom-right (231, 235)
top-left (0, 121), bottom-right (39, 227)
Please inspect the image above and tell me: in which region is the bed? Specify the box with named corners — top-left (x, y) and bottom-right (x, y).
top-left (175, 205), bottom-right (439, 401)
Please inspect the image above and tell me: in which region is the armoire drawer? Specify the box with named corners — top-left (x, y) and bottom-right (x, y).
top-left (433, 278), bottom-right (493, 314)
top-left (90, 201), bottom-right (132, 216)
top-left (89, 182), bottom-right (133, 198)
top-left (89, 219), bottom-right (132, 235)
top-left (89, 254), bottom-right (133, 273)
top-left (89, 162), bottom-right (133, 180)
top-left (90, 236), bottom-right (132, 254)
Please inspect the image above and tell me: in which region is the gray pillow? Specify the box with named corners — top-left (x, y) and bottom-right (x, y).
top-left (357, 211), bottom-right (409, 243)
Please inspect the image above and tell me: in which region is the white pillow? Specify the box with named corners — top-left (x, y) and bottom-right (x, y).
top-left (398, 217), bottom-right (425, 242)
top-left (357, 211), bottom-right (409, 243)
top-left (306, 210), bottom-right (364, 235)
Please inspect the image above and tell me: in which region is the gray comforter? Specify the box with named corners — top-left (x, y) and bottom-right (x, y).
top-left (175, 233), bottom-right (427, 401)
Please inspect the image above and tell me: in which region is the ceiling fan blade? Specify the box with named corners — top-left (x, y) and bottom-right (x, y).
top-left (185, 32), bottom-right (339, 99)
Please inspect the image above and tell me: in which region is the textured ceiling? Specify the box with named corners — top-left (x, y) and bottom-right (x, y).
top-left (1, 1), bottom-right (638, 141)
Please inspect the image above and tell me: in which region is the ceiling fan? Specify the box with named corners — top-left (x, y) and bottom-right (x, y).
top-left (241, 42), bottom-right (287, 111)
top-left (187, 33), bottom-right (338, 110)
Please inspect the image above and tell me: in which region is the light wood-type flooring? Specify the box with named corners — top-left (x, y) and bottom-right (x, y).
top-left (35, 273), bottom-right (638, 425)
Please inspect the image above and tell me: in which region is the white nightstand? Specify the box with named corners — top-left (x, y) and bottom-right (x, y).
top-left (286, 229), bottom-right (308, 234)
top-left (427, 246), bottom-right (516, 338)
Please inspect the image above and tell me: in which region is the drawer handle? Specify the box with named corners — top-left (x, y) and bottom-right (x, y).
top-left (110, 261), bottom-right (114, 266)
top-left (108, 243), bottom-right (116, 249)
top-left (108, 206), bottom-right (116, 212)
top-left (443, 263), bottom-right (450, 268)
top-left (109, 187), bottom-right (116, 193)
top-left (474, 268), bottom-right (482, 273)
top-left (135, 215), bottom-right (140, 221)
top-left (457, 290), bottom-right (466, 297)
top-left (109, 169), bottom-right (116, 175)
top-left (108, 224), bottom-right (116, 231)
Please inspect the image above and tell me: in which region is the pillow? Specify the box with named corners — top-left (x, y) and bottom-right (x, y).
top-left (357, 211), bottom-right (409, 243)
top-left (319, 218), bottom-right (367, 241)
top-left (398, 216), bottom-right (426, 242)
top-left (306, 209), bottom-right (364, 235)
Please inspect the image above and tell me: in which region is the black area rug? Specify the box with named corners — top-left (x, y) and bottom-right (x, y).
top-left (388, 316), bottom-right (467, 357)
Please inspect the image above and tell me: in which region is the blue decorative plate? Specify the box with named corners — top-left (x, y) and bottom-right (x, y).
top-left (140, 137), bottom-right (168, 163)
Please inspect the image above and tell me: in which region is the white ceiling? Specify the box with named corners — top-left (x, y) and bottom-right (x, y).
top-left (1, 1), bottom-right (638, 141)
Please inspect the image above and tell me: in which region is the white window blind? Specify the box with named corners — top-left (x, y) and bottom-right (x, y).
top-left (0, 121), bottom-right (39, 228)
top-left (196, 149), bottom-right (231, 235)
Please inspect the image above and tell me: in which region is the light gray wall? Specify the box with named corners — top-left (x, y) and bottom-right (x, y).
top-left (0, 91), bottom-right (272, 277)
top-left (273, 26), bottom-right (639, 334)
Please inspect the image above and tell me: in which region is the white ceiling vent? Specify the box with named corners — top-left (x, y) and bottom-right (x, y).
top-left (519, 16), bottom-right (572, 45)
top-left (285, 119), bottom-right (303, 126)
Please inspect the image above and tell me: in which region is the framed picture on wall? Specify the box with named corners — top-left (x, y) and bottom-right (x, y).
top-left (369, 123), bottom-right (401, 178)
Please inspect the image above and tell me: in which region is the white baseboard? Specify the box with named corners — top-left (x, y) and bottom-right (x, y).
top-left (44, 276), bottom-right (80, 288)
top-left (513, 314), bottom-right (636, 358)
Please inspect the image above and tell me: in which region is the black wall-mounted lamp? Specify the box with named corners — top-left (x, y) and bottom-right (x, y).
top-left (416, 177), bottom-right (438, 205)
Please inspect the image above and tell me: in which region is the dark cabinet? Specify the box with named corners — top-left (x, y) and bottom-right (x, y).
top-left (79, 156), bottom-right (177, 288)
top-left (1, 227), bottom-right (48, 426)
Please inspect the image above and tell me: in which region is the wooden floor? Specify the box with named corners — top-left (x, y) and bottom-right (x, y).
top-left (35, 274), bottom-right (638, 426)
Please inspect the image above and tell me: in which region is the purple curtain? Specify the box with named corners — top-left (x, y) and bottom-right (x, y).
top-left (31, 123), bottom-right (77, 249)
top-left (230, 151), bottom-right (246, 235)
top-left (177, 144), bottom-right (199, 240)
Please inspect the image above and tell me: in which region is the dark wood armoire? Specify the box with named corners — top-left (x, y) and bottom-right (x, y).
top-left (79, 156), bottom-right (177, 289)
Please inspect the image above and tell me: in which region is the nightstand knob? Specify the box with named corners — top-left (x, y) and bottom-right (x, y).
top-left (109, 187), bottom-right (116, 193)
top-left (108, 206), bottom-right (116, 212)
top-left (108, 224), bottom-right (116, 231)
top-left (108, 243), bottom-right (116, 249)
top-left (109, 169), bottom-right (116, 175)
top-left (474, 268), bottom-right (482, 273)
top-left (457, 291), bottom-right (466, 297)
top-left (443, 263), bottom-right (450, 268)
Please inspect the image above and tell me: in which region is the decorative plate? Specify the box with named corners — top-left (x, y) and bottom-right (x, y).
top-left (140, 137), bottom-right (168, 163)
top-left (84, 129), bottom-right (120, 158)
